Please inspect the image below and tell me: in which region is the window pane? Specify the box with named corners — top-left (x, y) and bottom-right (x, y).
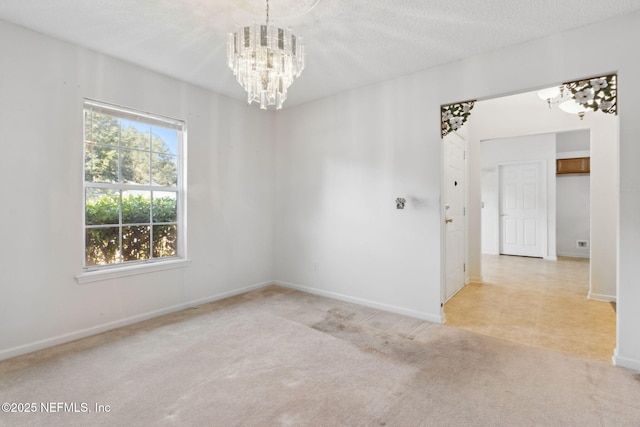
top-left (153, 225), bottom-right (177, 258)
top-left (85, 188), bottom-right (120, 225)
top-left (85, 143), bottom-right (118, 183)
top-left (89, 112), bottom-right (120, 147)
top-left (121, 119), bottom-right (151, 150)
top-left (121, 148), bottom-right (150, 185)
top-left (83, 101), bottom-right (184, 268)
top-left (85, 227), bottom-right (120, 266)
top-left (84, 141), bottom-right (98, 182)
top-left (122, 190), bottom-right (151, 224)
top-left (122, 225), bottom-right (150, 262)
top-left (152, 127), bottom-right (178, 156)
top-left (153, 191), bottom-right (177, 223)
top-left (152, 153), bottom-right (177, 186)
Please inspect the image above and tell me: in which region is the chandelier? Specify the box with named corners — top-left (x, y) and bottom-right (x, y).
top-left (227, 0), bottom-right (305, 110)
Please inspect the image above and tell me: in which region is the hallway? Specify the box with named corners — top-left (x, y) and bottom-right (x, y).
top-left (444, 255), bottom-right (616, 363)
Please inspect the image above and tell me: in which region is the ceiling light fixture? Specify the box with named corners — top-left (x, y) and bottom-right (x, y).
top-left (227, 0), bottom-right (305, 110)
top-left (558, 99), bottom-right (588, 120)
top-left (537, 86), bottom-right (570, 109)
top-left (538, 75), bottom-right (617, 120)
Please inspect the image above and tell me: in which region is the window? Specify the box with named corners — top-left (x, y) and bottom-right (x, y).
top-left (83, 100), bottom-right (185, 269)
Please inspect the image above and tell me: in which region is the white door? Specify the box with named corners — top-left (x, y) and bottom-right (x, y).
top-left (444, 134), bottom-right (466, 301)
top-left (499, 162), bottom-right (545, 257)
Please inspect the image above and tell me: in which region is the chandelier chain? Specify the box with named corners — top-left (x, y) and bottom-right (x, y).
top-left (266, 0), bottom-right (270, 25)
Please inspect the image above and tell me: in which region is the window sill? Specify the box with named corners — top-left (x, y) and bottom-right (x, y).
top-left (76, 259), bottom-right (191, 284)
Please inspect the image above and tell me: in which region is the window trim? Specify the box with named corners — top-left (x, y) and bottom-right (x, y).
top-left (76, 258), bottom-right (191, 284)
top-left (79, 99), bottom-right (188, 279)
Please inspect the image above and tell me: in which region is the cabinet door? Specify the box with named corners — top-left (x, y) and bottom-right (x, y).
top-left (557, 157), bottom-right (590, 174)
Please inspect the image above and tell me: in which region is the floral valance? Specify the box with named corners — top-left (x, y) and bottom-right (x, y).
top-left (564, 74), bottom-right (617, 115)
top-left (441, 101), bottom-right (475, 138)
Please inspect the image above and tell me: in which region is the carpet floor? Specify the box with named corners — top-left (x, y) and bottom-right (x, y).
top-left (1, 286), bottom-right (639, 426)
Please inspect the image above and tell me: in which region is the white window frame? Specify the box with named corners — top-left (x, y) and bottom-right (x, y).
top-left (76, 99), bottom-right (189, 284)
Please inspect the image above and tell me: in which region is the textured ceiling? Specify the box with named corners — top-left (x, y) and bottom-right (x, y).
top-left (1, 0), bottom-right (640, 108)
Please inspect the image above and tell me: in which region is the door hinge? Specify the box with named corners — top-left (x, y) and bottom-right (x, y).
top-left (463, 207), bottom-right (466, 216)
top-left (463, 263), bottom-right (466, 272)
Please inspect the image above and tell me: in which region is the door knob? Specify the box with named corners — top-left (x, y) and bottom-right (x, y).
top-left (445, 218), bottom-right (453, 223)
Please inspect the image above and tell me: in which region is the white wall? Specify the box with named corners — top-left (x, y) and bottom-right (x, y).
top-left (480, 134), bottom-right (557, 258)
top-left (0, 20), bottom-right (276, 360)
top-left (556, 175), bottom-right (590, 258)
top-left (557, 129), bottom-right (590, 153)
top-left (274, 89), bottom-right (442, 321)
top-left (274, 12), bottom-right (640, 370)
top-left (556, 130), bottom-right (590, 258)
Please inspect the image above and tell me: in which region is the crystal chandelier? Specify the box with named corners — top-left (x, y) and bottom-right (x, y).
top-left (227, 0), bottom-right (305, 110)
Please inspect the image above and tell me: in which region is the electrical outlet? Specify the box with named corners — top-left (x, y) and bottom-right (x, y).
top-left (577, 240), bottom-right (589, 248)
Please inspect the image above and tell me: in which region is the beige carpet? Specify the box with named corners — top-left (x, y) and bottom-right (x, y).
top-left (1, 286), bottom-right (639, 426)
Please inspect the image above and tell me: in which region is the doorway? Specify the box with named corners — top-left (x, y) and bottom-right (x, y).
top-left (442, 83), bottom-right (618, 362)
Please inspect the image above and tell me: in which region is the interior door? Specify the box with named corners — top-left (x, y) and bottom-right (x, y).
top-left (499, 162), bottom-right (545, 257)
top-left (444, 134), bottom-right (466, 301)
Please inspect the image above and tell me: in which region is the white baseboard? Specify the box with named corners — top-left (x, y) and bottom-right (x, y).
top-left (444, 286), bottom-right (465, 304)
top-left (186, 281), bottom-right (272, 307)
top-left (588, 292), bottom-right (617, 303)
top-left (1, 279), bottom-right (444, 362)
top-left (612, 349), bottom-right (640, 372)
top-left (543, 255), bottom-right (558, 261)
top-left (557, 252), bottom-right (590, 259)
top-left (0, 281), bottom-right (273, 362)
top-left (467, 276), bottom-right (483, 284)
top-left (274, 280), bottom-right (443, 324)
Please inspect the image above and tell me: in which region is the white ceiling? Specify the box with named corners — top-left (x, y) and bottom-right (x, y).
top-left (2, 0), bottom-right (640, 108)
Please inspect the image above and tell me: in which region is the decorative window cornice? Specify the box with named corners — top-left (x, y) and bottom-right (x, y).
top-left (565, 73), bottom-right (617, 115)
top-left (441, 101), bottom-right (475, 138)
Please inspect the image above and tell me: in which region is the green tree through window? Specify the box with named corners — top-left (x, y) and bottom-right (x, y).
top-left (83, 101), bottom-right (184, 267)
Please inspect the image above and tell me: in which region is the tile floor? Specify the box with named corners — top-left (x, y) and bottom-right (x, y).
top-left (444, 255), bottom-right (616, 363)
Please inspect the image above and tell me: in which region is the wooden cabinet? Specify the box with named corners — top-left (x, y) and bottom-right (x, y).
top-left (556, 157), bottom-right (590, 174)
